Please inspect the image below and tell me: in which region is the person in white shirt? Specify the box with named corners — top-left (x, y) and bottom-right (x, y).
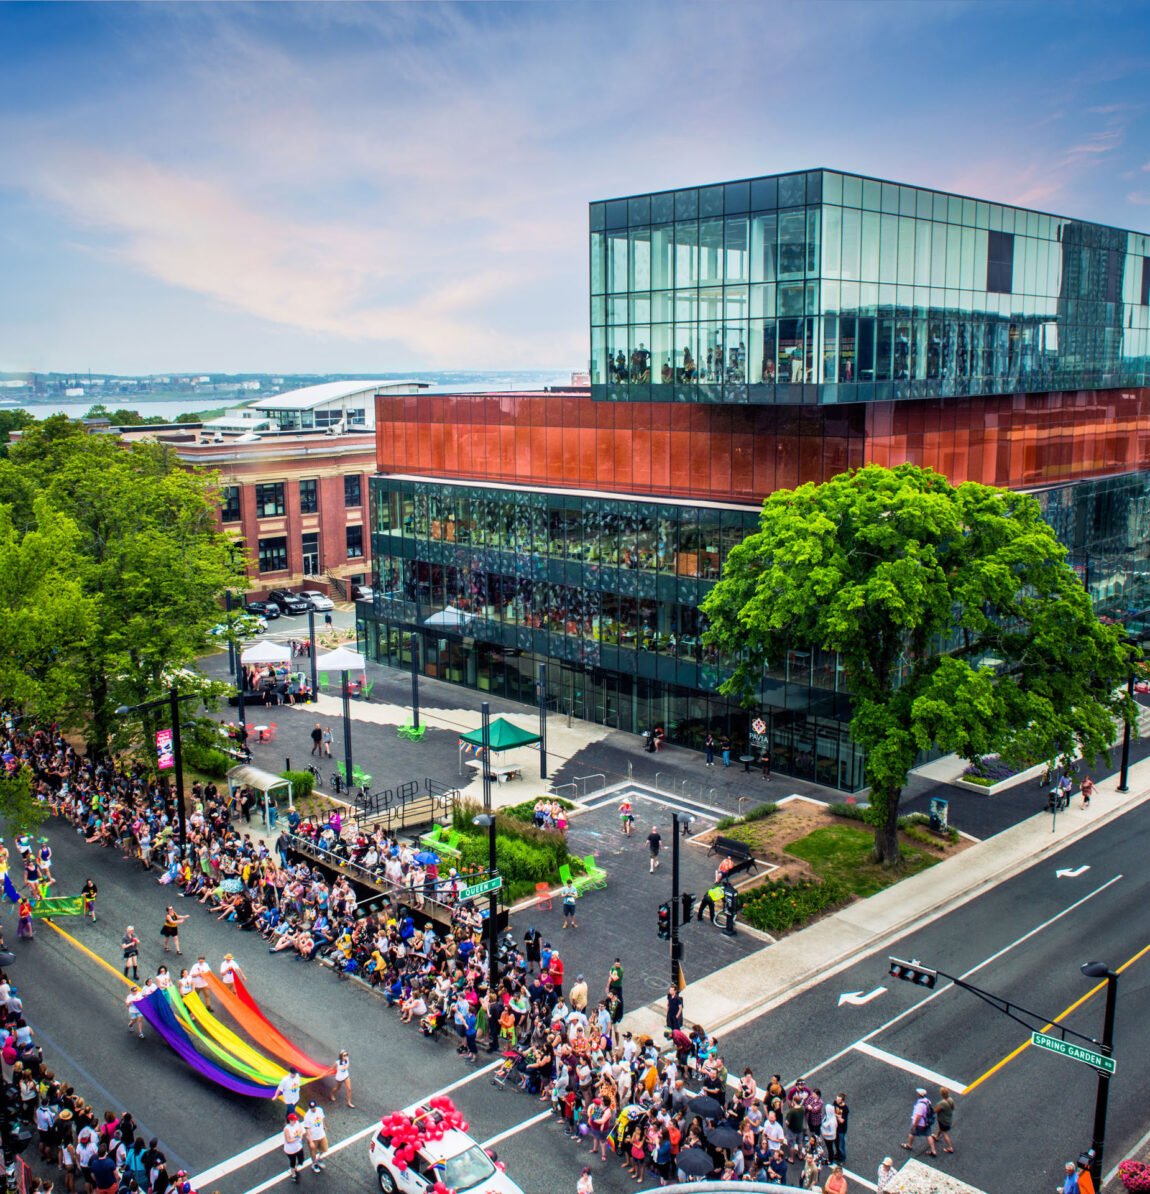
top-left (274, 1067), bottom-right (301, 1115)
top-left (126, 987), bottom-right (145, 1039)
top-left (303, 1102), bottom-right (328, 1172)
top-left (329, 1050), bottom-right (354, 1108)
top-left (220, 954), bottom-right (245, 991)
top-left (177, 968), bottom-right (194, 997)
top-left (190, 956), bottom-right (213, 1011)
top-left (763, 1110), bottom-right (786, 1150)
top-left (282, 1114), bottom-right (305, 1184)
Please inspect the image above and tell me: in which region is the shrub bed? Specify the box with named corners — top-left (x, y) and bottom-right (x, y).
top-left (738, 875), bottom-right (850, 934)
top-left (715, 802), bottom-right (779, 831)
top-left (279, 770), bottom-right (316, 799)
top-left (500, 796), bottom-right (575, 824)
top-left (450, 798), bottom-right (579, 894)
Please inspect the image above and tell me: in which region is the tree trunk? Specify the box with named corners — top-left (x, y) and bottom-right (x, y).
top-left (872, 791), bottom-right (902, 866)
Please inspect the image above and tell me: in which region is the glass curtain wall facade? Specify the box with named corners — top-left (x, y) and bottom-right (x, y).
top-left (590, 170), bottom-right (1150, 404)
top-left (365, 477), bottom-right (867, 790)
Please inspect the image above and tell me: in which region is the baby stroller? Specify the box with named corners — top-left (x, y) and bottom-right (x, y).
top-left (490, 1048), bottom-right (527, 1091)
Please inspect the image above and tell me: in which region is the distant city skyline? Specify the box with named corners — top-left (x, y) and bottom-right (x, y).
top-left (2, 1), bottom-right (1149, 375)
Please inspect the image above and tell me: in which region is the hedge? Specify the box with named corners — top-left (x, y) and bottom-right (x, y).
top-left (280, 770), bottom-right (316, 799)
top-left (737, 875), bottom-right (850, 934)
top-left (715, 802), bottom-right (779, 831)
top-left (182, 743), bottom-right (230, 779)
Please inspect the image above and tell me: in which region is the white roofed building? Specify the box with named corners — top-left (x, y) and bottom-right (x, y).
top-left (249, 379), bottom-right (427, 432)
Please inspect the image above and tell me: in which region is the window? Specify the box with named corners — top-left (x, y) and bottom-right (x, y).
top-left (344, 474), bottom-right (362, 508)
top-left (346, 524), bottom-right (364, 559)
top-left (220, 486), bottom-right (241, 523)
top-left (1141, 257), bottom-right (1149, 306)
top-left (299, 479), bottom-right (318, 514)
top-left (301, 532), bottom-right (320, 575)
top-left (253, 482), bottom-right (284, 519)
top-left (987, 231), bottom-right (1014, 294)
top-left (257, 536), bottom-right (288, 573)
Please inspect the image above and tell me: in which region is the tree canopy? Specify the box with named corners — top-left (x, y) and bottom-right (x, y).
top-left (701, 464), bottom-right (1137, 863)
top-left (0, 421), bottom-right (244, 751)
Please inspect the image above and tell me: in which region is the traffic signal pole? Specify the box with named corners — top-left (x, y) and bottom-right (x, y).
top-left (670, 811), bottom-right (682, 989)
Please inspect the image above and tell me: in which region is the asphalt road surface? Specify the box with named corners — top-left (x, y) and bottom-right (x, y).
top-left (14, 799), bottom-right (1150, 1194)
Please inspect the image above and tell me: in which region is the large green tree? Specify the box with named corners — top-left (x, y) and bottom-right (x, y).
top-left (0, 422), bottom-right (243, 749)
top-left (702, 464), bottom-right (1137, 864)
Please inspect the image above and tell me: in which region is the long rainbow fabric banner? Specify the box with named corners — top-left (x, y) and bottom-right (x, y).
top-left (206, 973), bottom-right (334, 1077)
top-left (136, 992), bottom-right (278, 1098)
top-left (165, 988), bottom-right (287, 1086)
top-left (2, 874), bottom-right (19, 905)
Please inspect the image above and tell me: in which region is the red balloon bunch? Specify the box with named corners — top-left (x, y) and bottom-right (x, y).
top-left (378, 1098), bottom-right (468, 1187)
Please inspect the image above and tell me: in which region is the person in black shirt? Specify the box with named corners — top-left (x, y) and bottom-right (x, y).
top-left (81, 878), bottom-right (98, 922)
top-left (665, 984), bottom-right (683, 1031)
top-left (647, 826), bottom-right (662, 873)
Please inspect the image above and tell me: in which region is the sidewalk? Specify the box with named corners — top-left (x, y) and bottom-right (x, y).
top-left (618, 749), bottom-right (1150, 1042)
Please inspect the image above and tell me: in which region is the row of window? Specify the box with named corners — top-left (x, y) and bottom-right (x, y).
top-left (221, 475), bottom-right (362, 523)
top-left (255, 526), bottom-right (364, 575)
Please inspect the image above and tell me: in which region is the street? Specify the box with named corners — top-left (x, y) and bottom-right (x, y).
top-left (12, 791), bottom-right (1150, 1194)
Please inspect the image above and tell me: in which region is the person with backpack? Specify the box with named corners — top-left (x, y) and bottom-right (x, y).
top-left (903, 1087), bottom-right (935, 1154)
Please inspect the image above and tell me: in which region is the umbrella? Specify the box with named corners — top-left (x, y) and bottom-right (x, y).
top-left (687, 1095), bottom-right (722, 1119)
top-left (675, 1148), bottom-right (714, 1178)
top-left (240, 641), bottom-right (291, 664)
top-left (414, 851), bottom-right (439, 865)
top-left (706, 1125), bottom-right (741, 1151)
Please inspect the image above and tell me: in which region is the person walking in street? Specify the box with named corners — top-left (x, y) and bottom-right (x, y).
top-left (160, 906), bottom-right (188, 955)
top-left (310, 724), bottom-right (323, 757)
top-left (190, 956), bottom-right (213, 1011)
top-left (275, 1067), bottom-right (302, 1117)
top-left (1059, 1161), bottom-right (1080, 1194)
top-left (1080, 775), bottom-right (1095, 809)
top-left (81, 877), bottom-right (98, 922)
top-left (647, 825), bottom-right (662, 873)
top-left (220, 954), bottom-right (245, 993)
top-left (322, 727), bottom-right (334, 758)
top-left (329, 1050), bottom-right (354, 1107)
top-left (704, 733), bottom-right (715, 766)
top-left (16, 897), bottom-right (33, 941)
top-left (560, 879), bottom-right (578, 929)
top-left (282, 1114), bottom-right (305, 1184)
top-left (125, 987), bottom-right (145, 1039)
top-left (303, 1102), bottom-right (327, 1172)
top-left (903, 1087), bottom-right (935, 1154)
top-left (121, 927), bottom-right (140, 980)
top-left (932, 1087), bottom-right (955, 1153)
top-left (618, 799), bottom-right (634, 836)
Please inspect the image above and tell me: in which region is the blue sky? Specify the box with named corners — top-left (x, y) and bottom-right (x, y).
top-left (1, 1), bottom-right (1149, 375)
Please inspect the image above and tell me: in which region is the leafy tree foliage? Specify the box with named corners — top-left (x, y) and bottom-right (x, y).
top-left (0, 423), bottom-right (242, 750)
top-left (0, 766), bottom-right (47, 838)
top-left (702, 464), bottom-right (1136, 864)
top-left (0, 409), bottom-right (36, 459)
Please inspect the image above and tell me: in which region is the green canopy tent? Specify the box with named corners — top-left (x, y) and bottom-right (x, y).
top-left (457, 717), bottom-right (542, 778)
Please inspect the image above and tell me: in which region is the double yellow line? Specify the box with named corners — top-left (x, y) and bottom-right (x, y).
top-left (964, 940), bottom-right (1150, 1093)
top-left (40, 919), bottom-right (134, 988)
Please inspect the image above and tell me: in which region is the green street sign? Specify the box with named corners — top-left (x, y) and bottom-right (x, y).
top-left (1031, 1032), bottom-right (1116, 1075)
top-left (462, 875), bottom-right (503, 900)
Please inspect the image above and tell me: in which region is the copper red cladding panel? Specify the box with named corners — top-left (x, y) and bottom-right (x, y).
top-left (375, 389), bottom-right (1150, 504)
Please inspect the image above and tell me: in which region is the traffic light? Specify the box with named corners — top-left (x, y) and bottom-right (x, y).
top-left (681, 892), bottom-right (695, 924)
top-left (657, 902), bottom-right (671, 940)
top-left (889, 957), bottom-right (938, 988)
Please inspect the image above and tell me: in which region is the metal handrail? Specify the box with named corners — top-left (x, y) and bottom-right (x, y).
top-left (574, 772), bottom-right (606, 798)
top-left (654, 772), bottom-right (669, 792)
top-left (551, 782), bottom-right (577, 802)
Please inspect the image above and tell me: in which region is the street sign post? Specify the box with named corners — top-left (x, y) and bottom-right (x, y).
top-left (462, 875), bottom-right (503, 901)
top-left (1031, 1032), bottom-right (1117, 1075)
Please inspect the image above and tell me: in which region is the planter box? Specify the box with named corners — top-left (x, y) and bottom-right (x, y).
top-left (952, 759), bottom-right (1051, 795)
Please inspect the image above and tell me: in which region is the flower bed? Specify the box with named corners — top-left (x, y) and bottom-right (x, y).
top-left (737, 874), bottom-right (850, 934)
top-left (1119, 1160), bottom-right (1150, 1192)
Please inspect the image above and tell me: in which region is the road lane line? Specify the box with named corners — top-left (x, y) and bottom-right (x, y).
top-left (801, 873), bottom-right (1124, 1081)
top-left (207, 1059), bottom-right (501, 1192)
top-left (852, 1041), bottom-right (967, 1094)
top-left (963, 938), bottom-right (1150, 1094)
top-left (481, 1109), bottom-right (552, 1148)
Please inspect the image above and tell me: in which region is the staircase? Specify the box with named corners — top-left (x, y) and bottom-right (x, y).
top-left (325, 572), bottom-right (349, 601)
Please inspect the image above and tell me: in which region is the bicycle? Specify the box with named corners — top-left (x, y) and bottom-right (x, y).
top-left (305, 763), bottom-right (322, 791)
top-left (330, 771), bottom-right (346, 796)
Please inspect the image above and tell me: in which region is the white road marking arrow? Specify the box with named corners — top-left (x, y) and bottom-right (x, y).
top-left (1056, 865), bottom-right (1091, 878)
top-left (838, 986), bottom-right (887, 1007)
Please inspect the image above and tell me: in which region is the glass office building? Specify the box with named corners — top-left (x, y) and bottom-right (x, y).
top-left (361, 172), bottom-right (1150, 792)
top-left (590, 169), bottom-right (1150, 405)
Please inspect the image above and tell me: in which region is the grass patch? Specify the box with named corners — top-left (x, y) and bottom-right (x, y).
top-left (715, 802), bottom-right (778, 831)
top-left (786, 824), bottom-right (938, 897)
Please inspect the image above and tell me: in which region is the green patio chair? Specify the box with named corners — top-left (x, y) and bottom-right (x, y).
top-left (576, 854), bottom-right (607, 891)
top-left (558, 863), bottom-right (574, 887)
top-left (318, 671), bottom-right (330, 690)
top-left (361, 679), bottom-right (375, 700)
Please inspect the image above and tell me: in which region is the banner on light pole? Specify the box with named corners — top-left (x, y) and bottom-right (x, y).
top-left (156, 729), bottom-right (174, 770)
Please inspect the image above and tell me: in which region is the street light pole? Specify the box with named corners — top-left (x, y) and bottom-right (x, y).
top-left (479, 701), bottom-right (499, 1049)
top-left (1082, 961), bottom-right (1119, 1187)
top-left (224, 590), bottom-right (236, 677)
top-left (1118, 672), bottom-right (1134, 793)
top-left (341, 669), bottom-right (353, 788)
top-left (307, 608), bottom-right (318, 701)
top-left (410, 633), bottom-right (420, 731)
top-left (169, 686), bottom-right (188, 861)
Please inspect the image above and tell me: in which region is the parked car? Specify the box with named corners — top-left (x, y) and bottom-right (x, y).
top-left (368, 1116), bottom-right (524, 1194)
top-left (210, 615), bottom-right (267, 636)
top-left (244, 600), bottom-right (281, 620)
top-left (268, 589), bottom-right (310, 615)
top-left (298, 589), bottom-right (334, 611)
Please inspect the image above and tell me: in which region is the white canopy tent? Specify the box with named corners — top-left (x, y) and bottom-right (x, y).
top-left (226, 763), bottom-right (294, 827)
top-left (318, 646), bottom-right (365, 672)
top-left (240, 641), bottom-right (292, 665)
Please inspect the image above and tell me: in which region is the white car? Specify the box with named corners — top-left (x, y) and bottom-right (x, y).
top-left (209, 615), bottom-right (267, 636)
top-left (353, 585), bottom-right (374, 601)
top-left (368, 1120), bottom-right (525, 1194)
top-left (298, 589), bottom-right (334, 611)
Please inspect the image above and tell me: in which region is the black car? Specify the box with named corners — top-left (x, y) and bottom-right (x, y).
top-left (244, 600), bottom-right (281, 619)
top-left (268, 589), bottom-right (310, 615)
